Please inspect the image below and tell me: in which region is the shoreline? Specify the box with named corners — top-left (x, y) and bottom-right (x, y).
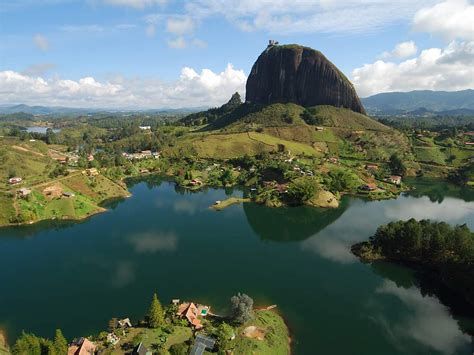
top-left (0, 174), bottom-right (457, 229)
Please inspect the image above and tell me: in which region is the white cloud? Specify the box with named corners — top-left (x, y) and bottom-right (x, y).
top-left (192, 38), bottom-right (207, 48)
top-left (184, 0), bottom-right (438, 35)
top-left (380, 41), bottom-right (418, 59)
top-left (0, 63), bottom-right (247, 109)
top-left (167, 36), bottom-right (187, 49)
top-left (33, 34), bottom-right (49, 51)
top-left (166, 16), bottom-right (195, 35)
top-left (352, 40), bottom-right (474, 97)
top-left (413, 0), bottom-right (474, 41)
top-left (103, 0), bottom-right (167, 9)
top-left (145, 23), bottom-right (156, 37)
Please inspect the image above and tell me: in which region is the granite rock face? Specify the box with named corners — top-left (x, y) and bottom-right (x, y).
top-left (245, 44), bottom-right (366, 114)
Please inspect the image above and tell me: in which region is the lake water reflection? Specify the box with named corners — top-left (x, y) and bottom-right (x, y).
top-left (0, 178), bottom-right (473, 354)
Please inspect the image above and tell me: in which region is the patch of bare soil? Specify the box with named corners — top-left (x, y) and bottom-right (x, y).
top-left (242, 326), bottom-right (266, 341)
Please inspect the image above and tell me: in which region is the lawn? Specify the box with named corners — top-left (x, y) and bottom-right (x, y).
top-left (414, 146), bottom-right (446, 165)
top-left (172, 132), bottom-right (321, 159)
top-left (232, 310), bottom-right (290, 355)
top-left (0, 193), bottom-right (15, 225)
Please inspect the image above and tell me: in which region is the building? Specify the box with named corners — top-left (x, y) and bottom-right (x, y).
top-left (118, 318), bottom-right (132, 328)
top-left (87, 154), bottom-right (94, 162)
top-left (189, 335), bottom-right (216, 355)
top-left (365, 164), bottom-right (379, 171)
top-left (190, 179), bottom-right (203, 186)
top-left (8, 177), bottom-right (22, 185)
top-left (17, 188), bottom-right (32, 198)
top-left (139, 126), bottom-right (151, 131)
top-left (176, 302), bottom-right (210, 329)
top-left (63, 192), bottom-right (75, 198)
top-left (361, 183), bottom-right (377, 191)
top-left (67, 338), bottom-right (97, 355)
top-left (328, 157), bottom-right (339, 164)
top-left (132, 342), bottom-right (152, 355)
top-left (85, 168), bottom-right (99, 177)
top-left (106, 333), bottom-right (120, 346)
top-left (389, 175), bottom-right (402, 185)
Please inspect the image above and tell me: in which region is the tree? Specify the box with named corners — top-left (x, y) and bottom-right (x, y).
top-left (230, 293), bottom-right (254, 325)
top-left (53, 329), bottom-right (68, 355)
top-left (148, 293), bottom-right (164, 328)
top-left (12, 332), bottom-right (42, 355)
top-left (287, 177), bottom-right (318, 203)
top-left (169, 343), bottom-right (189, 355)
top-left (389, 153), bottom-right (407, 177)
top-left (214, 322), bottom-right (235, 351)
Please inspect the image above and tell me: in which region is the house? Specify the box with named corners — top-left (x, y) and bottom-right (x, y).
top-left (365, 164), bottom-right (379, 171)
top-left (189, 335), bottom-right (216, 355)
top-left (276, 184), bottom-right (288, 194)
top-left (87, 154), bottom-right (94, 162)
top-left (106, 333), bottom-right (120, 346)
top-left (389, 175), bottom-right (402, 185)
top-left (63, 192), bottom-right (75, 198)
top-left (361, 183), bottom-right (377, 191)
top-left (139, 169), bottom-right (150, 174)
top-left (328, 157), bottom-right (339, 164)
top-left (17, 188), bottom-right (31, 198)
top-left (141, 150), bottom-right (152, 157)
top-left (315, 126), bottom-right (324, 131)
top-left (8, 177), bottom-right (22, 185)
top-left (268, 39), bottom-right (279, 47)
top-left (132, 342), bottom-right (151, 355)
top-left (56, 157), bottom-right (68, 164)
top-left (190, 179), bottom-right (202, 186)
top-left (465, 142), bottom-right (474, 145)
top-left (139, 126), bottom-right (151, 131)
top-left (67, 338), bottom-right (97, 355)
top-left (118, 318), bottom-right (132, 328)
top-left (177, 302), bottom-right (210, 329)
top-left (85, 168), bottom-right (99, 177)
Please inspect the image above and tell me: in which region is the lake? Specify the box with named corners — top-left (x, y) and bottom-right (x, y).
top-left (0, 178), bottom-right (473, 354)
top-left (25, 126), bottom-right (61, 134)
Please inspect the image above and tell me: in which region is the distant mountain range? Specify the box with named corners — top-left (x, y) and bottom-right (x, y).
top-left (362, 89), bottom-right (474, 116)
top-left (0, 104), bottom-right (205, 116)
top-left (2, 89), bottom-right (474, 117)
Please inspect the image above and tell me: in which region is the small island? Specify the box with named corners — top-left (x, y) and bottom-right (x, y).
top-left (5, 293), bottom-right (290, 355)
top-left (352, 219), bottom-right (474, 307)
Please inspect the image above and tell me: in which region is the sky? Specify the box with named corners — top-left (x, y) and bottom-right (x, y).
top-left (0, 0), bottom-right (473, 109)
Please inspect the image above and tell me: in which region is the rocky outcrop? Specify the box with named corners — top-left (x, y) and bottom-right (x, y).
top-left (245, 44), bottom-right (366, 114)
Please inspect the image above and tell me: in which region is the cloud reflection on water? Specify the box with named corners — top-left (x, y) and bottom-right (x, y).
top-left (384, 196), bottom-right (474, 223)
top-left (375, 280), bottom-right (471, 354)
top-left (301, 196), bottom-right (474, 264)
top-left (128, 232), bottom-right (178, 253)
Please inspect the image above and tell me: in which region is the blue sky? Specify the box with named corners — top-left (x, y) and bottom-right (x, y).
top-left (0, 0), bottom-right (472, 108)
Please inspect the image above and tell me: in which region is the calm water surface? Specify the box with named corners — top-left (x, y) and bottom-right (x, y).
top-left (0, 178), bottom-right (473, 354)
top-left (25, 126), bottom-right (61, 134)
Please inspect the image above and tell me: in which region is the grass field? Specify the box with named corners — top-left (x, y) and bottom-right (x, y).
top-left (233, 310), bottom-right (289, 355)
top-left (0, 137), bottom-right (54, 190)
top-left (171, 131), bottom-right (321, 159)
top-left (309, 105), bottom-right (390, 131)
top-left (414, 146), bottom-right (446, 165)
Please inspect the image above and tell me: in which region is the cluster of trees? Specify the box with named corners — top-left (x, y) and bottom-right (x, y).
top-left (287, 177), bottom-right (319, 203)
top-left (370, 219), bottom-right (474, 263)
top-left (11, 329), bottom-right (67, 355)
top-left (388, 153), bottom-right (407, 177)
